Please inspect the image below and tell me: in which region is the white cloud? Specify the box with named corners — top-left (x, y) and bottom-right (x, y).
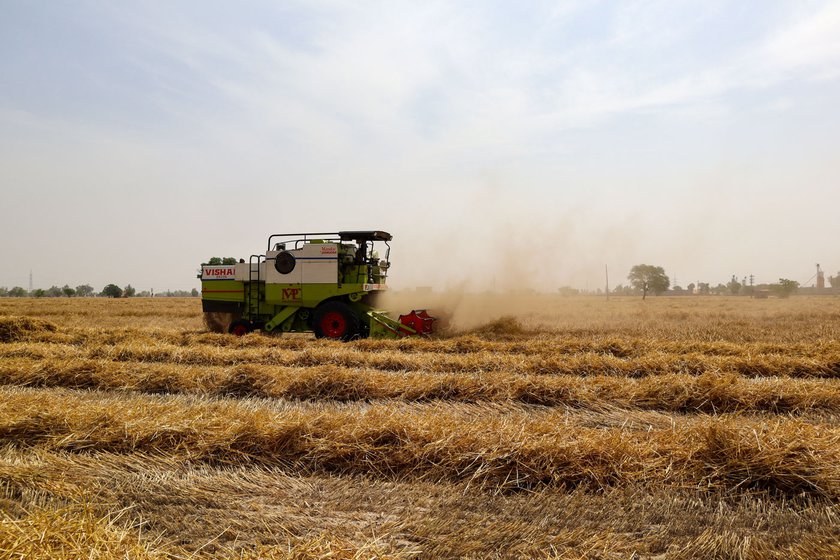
top-left (763, 1), bottom-right (840, 78)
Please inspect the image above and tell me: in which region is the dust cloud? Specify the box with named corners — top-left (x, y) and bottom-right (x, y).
top-left (378, 186), bottom-right (638, 329)
top-left (378, 288), bottom-right (559, 331)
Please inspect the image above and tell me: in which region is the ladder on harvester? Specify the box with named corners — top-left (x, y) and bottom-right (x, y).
top-left (246, 255), bottom-right (263, 321)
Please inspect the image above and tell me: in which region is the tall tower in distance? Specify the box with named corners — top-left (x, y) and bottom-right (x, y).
top-left (29, 270), bottom-right (33, 294)
top-left (817, 264), bottom-right (825, 289)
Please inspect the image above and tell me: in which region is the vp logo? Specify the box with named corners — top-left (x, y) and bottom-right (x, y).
top-left (282, 288), bottom-right (302, 300)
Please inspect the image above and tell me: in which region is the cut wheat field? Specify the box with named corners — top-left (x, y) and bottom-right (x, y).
top-left (1, 295), bottom-right (840, 559)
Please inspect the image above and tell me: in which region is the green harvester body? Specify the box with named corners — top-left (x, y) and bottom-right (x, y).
top-left (200, 231), bottom-right (434, 339)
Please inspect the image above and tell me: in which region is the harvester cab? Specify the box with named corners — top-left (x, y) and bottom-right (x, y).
top-left (200, 231), bottom-right (435, 340)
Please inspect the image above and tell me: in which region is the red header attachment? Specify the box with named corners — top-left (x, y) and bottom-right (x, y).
top-left (398, 309), bottom-right (436, 336)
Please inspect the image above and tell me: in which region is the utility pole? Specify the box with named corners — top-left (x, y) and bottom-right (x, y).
top-left (605, 265), bottom-right (609, 300)
top-left (28, 270), bottom-right (33, 294)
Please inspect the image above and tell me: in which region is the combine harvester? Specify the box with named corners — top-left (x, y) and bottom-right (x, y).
top-left (199, 231), bottom-right (435, 340)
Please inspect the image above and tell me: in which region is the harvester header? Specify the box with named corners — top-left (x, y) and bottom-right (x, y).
top-left (200, 230), bottom-right (434, 340)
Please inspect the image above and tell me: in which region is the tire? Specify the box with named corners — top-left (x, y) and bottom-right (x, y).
top-left (313, 301), bottom-right (359, 341)
top-left (228, 319), bottom-right (253, 336)
top-left (274, 251), bottom-right (296, 274)
top-left (358, 322), bottom-right (370, 339)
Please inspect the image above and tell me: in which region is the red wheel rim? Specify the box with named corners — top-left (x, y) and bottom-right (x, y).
top-left (232, 324), bottom-right (248, 336)
top-left (320, 311), bottom-right (347, 338)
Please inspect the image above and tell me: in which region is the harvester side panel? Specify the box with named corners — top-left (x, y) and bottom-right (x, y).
top-left (265, 243), bottom-right (339, 285)
top-left (200, 265), bottom-right (245, 305)
top-left (298, 243), bottom-right (339, 283)
top-left (264, 282), bottom-right (385, 309)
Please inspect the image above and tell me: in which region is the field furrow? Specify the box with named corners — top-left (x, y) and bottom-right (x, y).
top-left (2, 448), bottom-right (838, 558)
top-left (3, 339), bottom-right (840, 378)
top-left (14, 325), bottom-right (840, 358)
top-left (2, 356), bottom-right (840, 413)
top-left (2, 386), bottom-right (839, 498)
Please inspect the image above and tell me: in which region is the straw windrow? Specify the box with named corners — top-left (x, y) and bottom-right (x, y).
top-left (2, 387), bottom-right (839, 498)
top-left (2, 357), bottom-right (840, 412)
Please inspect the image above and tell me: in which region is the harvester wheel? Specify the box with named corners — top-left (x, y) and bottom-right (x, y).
top-left (313, 301), bottom-right (359, 341)
top-left (228, 319), bottom-right (253, 336)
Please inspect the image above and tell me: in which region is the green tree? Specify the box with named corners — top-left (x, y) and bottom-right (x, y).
top-left (190, 288), bottom-right (199, 297)
top-left (45, 285), bottom-right (63, 297)
top-left (61, 285), bottom-right (75, 297)
top-left (32, 289), bottom-right (46, 298)
top-left (101, 284), bottom-right (123, 298)
top-left (75, 284), bottom-right (94, 297)
top-left (8, 286), bottom-right (27, 297)
top-left (204, 257), bottom-right (238, 265)
top-left (122, 284), bottom-right (136, 298)
top-left (613, 284), bottom-right (634, 296)
top-left (627, 264), bottom-right (670, 299)
top-left (773, 278), bottom-right (799, 298)
top-left (727, 275), bottom-right (742, 295)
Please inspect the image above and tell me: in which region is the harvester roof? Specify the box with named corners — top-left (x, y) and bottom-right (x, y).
top-left (266, 230), bottom-right (392, 250)
top-left (338, 231), bottom-right (392, 242)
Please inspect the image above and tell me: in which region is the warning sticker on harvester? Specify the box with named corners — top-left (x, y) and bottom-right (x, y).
top-left (363, 284), bottom-right (387, 291)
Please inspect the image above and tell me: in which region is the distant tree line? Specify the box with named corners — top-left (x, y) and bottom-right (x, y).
top-left (611, 264), bottom-right (807, 299)
top-left (0, 284), bottom-right (199, 298)
top-left (1, 256), bottom-right (237, 299)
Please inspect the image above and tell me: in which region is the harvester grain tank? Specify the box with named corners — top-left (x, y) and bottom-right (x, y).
top-left (199, 231), bottom-right (434, 340)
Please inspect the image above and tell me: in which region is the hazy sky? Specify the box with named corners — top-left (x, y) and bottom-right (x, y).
top-left (2, 1), bottom-right (839, 292)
